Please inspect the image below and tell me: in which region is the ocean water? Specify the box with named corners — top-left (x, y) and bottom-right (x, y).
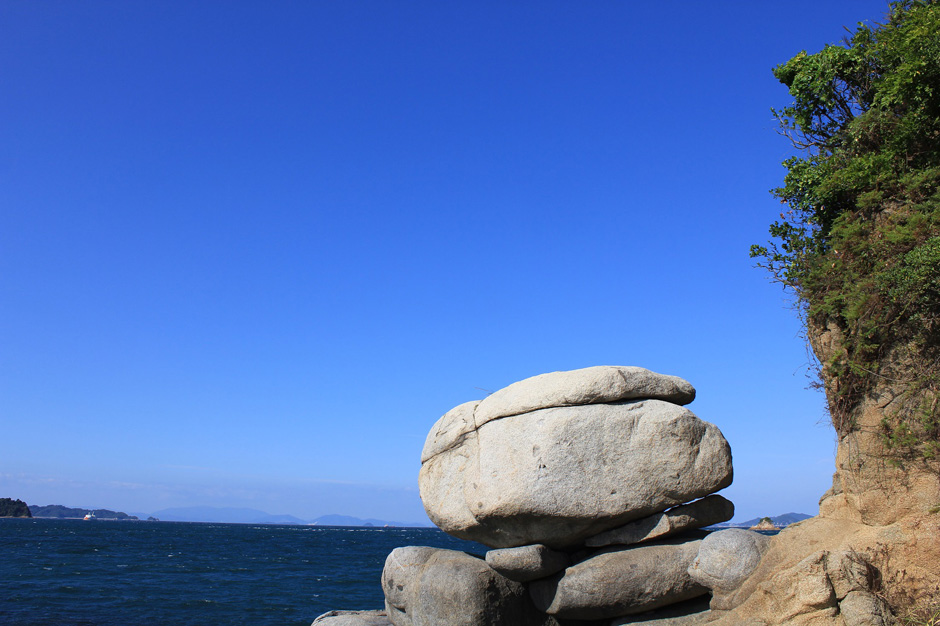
top-left (0, 518), bottom-right (484, 626)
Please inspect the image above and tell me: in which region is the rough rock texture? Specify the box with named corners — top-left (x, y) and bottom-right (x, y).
top-left (703, 514), bottom-right (940, 626)
top-left (381, 547), bottom-right (438, 612)
top-left (485, 544), bottom-right (569, 583)
top-left (421, 399), bottom-right (732, 548)
top-left (529, 540), bottom-right (707, 620)
top-left (311, 610), bottom-right (392, 626)
top-left (840, 591), bottom-right (898, 626)
top-left (825, 551), bottom-right (875, 600)
top-left (474, 366), bottom-right (696, 426)
top-left (609, 596), bottom-right (712, 626)
top-left (682, 314), bottom-right (940, 626)
top-left (586, 496), bottom-right (734, 548)
top-left (381, 546), bottom-right (548, 626)
top-left (708, 548), bottom-right (838, 618)
top-left (810, 321), bottom-right (940, 527)
top-left (756, 551), bottom-right (837, 620)
top-left (687, 529), bottom-right (771, 594)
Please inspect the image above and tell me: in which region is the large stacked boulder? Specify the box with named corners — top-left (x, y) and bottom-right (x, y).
top-left (419, 366), bottom-right (733, 549)
top-left (315, 366), bottom-right (772, 626)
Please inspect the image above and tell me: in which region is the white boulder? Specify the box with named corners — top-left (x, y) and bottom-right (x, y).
top-left (420, 396), bottom-right (732, 548)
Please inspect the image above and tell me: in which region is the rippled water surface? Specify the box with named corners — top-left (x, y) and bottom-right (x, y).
top-left (0, 518), bottom-right (483, 626)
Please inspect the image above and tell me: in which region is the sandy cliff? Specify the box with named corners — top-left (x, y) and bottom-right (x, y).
top-left (709, 322), bottom-right (940, 626)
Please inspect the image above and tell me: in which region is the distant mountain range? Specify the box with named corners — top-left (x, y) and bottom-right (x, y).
top-left (148, 506), bottom-right (432, 527)
top-left (310, 514), bottom-right (430, 527)
top-left (713, 512), bottom-right (812, 528)
top-left (151, 506), bottom-right (308, 525)
top-left (23, 502), bottom-right (432, 526)
top-left (27, 502), bottom-right (803, 529)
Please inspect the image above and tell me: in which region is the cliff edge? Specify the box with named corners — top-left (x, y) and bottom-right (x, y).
top-left (742, 2), bottom-right (940, 623)
top-left (705, 323), bottom-right (940, 626)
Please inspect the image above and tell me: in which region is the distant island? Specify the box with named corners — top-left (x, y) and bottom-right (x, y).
top-left (0, 498), bottom-right (32, 518)
top-left (711, 512), bottom-right (811, 529)
top-left (749, 516), bottom-right (779, 531)
top-left (15, 502), bottom-right (430, 527)
top-left (7, 499), bottom-right (807, 530)
top-left (28, 504), bottom-right (139, 520)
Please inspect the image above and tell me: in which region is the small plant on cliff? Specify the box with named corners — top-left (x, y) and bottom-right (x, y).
top-left (752, 0), bottom-right (940, 462)
top-left (884, 589), bottom-right (940, 626)
top-left (908, 606), bottom-right (940, 626)
top-left (869, 542), bottom-right (940, 624)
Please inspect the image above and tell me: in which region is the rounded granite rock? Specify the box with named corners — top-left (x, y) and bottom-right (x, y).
top-left (381, 547), bottom-right (547, 626)
top-left (687, 529), bottom-right (771, 593)
top-left (529, 539), bottom-right (708, 620)
top-left (485, 544), bottom-right (570, 583)
top-left (420, 399), bottom-right (733, 548)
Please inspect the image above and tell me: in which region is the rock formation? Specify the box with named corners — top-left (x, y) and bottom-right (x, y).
top-left (687, 528), bottom-right (772, 603)
top-left (381, 546), bottom-right (550, 626)
top-left (315, 360), bottom-right (935, 626)
top-left (418, 366), bottom-right (732, 549)
top-left (528, 539), bottom-right (708, 620)
top-left (314, 366), bottom-right (778, 626)
top-left (696, 319), bottom-right (940, 626)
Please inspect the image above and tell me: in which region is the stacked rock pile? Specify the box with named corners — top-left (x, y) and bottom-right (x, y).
top-left (314, 366), bottom-right (772, 626)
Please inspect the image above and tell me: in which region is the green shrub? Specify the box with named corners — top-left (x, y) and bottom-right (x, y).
top-left (753, 0), bottom-right (940, 461)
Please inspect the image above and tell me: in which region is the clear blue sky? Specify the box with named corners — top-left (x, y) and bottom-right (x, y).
top-left (1, 1), bottom-right (891, 523)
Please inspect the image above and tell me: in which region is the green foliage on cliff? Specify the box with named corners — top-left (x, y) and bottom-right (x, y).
top-left (752, 0), bottom-right (940, 457)
top-left (0, 498), bottom-right (32, 517)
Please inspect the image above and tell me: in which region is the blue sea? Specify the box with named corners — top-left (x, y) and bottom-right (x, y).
top-left (0, 518), bottom-right (484, 626)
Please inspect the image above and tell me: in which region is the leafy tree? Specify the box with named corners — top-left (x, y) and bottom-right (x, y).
top-left (752, 0), bottom-right (940, 455)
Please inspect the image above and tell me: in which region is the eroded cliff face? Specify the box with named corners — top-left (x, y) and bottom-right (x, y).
top-left (809, 317), bottom-right (940, 527)
top-left (709, 320), bottom-right (940, 626)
